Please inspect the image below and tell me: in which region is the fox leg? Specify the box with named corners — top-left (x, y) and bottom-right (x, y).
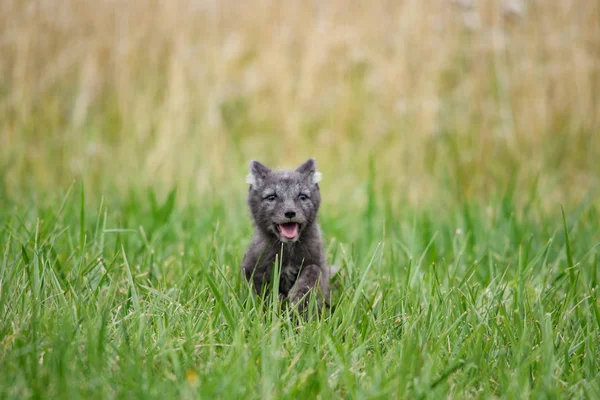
top-left (288, 264), bottom-right (328, 309)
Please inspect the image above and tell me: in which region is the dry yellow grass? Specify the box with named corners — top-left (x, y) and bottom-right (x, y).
top-left (1, 0), bottom-right (599, 206)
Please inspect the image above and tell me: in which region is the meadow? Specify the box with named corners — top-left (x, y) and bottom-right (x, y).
top-left (1, 0), bottom-right (600, 398)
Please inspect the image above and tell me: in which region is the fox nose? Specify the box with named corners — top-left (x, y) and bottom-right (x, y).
top-left (284, 210), bottom-right (296, 219)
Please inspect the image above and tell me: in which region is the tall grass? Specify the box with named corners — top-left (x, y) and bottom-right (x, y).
top-left (1, 0), bottom-right (599, 205)
top-left (1, 186), bottom-right (599, 398)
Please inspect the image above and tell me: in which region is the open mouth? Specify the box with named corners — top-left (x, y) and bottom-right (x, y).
top-left (276, 223), bottom-right (299, 240)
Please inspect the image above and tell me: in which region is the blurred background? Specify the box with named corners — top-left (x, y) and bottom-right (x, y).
top-left (1, 0), bottom-right (599, 208)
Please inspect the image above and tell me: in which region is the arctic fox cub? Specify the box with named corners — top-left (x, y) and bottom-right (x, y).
top-left (241, 158), bottom-right (335, 308)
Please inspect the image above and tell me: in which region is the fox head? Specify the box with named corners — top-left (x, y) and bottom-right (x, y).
top-left (246, 158), bottom-right (322, 243)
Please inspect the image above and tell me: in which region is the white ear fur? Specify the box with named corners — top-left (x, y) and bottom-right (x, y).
top-left (313, 171), bottom-right (322, 184)
top-left (246, 173), bottom-right (257, 186)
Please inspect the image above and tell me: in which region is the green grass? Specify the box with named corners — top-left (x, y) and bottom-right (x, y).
top-left (1, 184), bottom-right (599, 399)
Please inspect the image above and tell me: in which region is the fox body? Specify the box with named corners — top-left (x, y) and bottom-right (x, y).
top-left (241, 158), bottom-right (333, 307)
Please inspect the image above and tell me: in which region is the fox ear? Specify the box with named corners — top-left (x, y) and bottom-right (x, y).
top-left (296, 158), bottom-right (321, 185)
top-left (246, 160), bottom-right (271, 187)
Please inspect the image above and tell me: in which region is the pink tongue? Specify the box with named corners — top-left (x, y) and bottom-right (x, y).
top-left (280, 223), bottom-right (298, 238)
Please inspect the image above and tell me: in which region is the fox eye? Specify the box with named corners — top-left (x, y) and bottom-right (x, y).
top-left (298, 193), bottom-right (309, 201)
top-left (265, 194), bottom-right (277, 202)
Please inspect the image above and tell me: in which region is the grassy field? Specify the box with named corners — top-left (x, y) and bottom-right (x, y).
top-left (1, 0), bottom-right (600, 398)
top-left (1, 184), bottom-right (600, 398)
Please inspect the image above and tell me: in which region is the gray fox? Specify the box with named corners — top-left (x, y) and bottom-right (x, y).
top-left (241, 158), bottom-right (337, 309)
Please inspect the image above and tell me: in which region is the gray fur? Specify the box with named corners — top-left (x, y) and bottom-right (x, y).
top-left (241, 158), bottom-right (333, 308)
